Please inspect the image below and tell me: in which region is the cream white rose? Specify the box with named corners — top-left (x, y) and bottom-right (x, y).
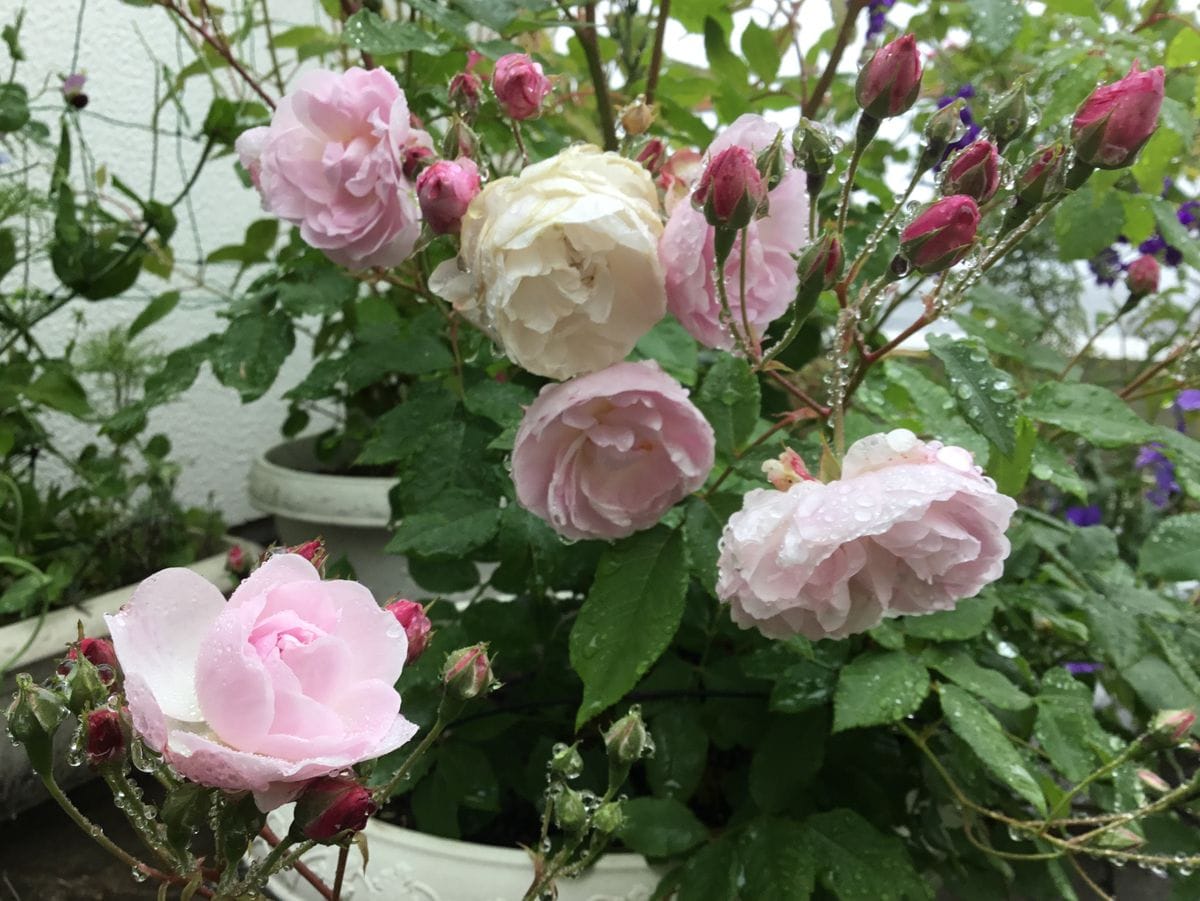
top-left (429, 146), bottom-right (666, 380)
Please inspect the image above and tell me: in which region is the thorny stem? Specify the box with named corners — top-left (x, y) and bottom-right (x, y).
top-left (644, 0), bottom-right (670, 105)
top-left (801, 0), bottom-right (869, 118)
top-left (258, 0), bottom-right (286, 94)
top-left (157, 0), bottom-right (276, 109)
top-left (714, 242), bottom-right (753, 359)
top-left (1059, 309), bottom-right (1128, 379)
top-left (1120, 326), bottom-right (1200, 399)
top-left (837, 134), bottom-right (868, 235)
top-left (511, 120), bottom-right (529, 166)
top-left (374, 699), bottom-right (459, 803)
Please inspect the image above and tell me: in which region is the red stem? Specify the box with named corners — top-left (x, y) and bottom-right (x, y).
top-left (261, 826), bottom-right (336, 901)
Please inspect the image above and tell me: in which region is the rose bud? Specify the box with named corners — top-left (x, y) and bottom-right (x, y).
top-left (762, 448), bottom-right (816, 492)
top-left (443, 644), bottom-right (494, 701)
top-left (61, 73), bottom-right (88, 110)
top-left (293, 776), bottom-right (377, 843)
top-left (68, 637), bottom-right (119, 672)
top-left (416, 158), bottom-right (481, 236)
top-left (1015, 142), bottom-right (1069, 207)
top-left (549, 742), bottom-right (584, 780)
top-left (402, 143), bottom-right (436, 181)
top-left (855, 34), bottom-right (922, 120)
top-left (85, 707), bottom-right (126, 768)
top-left (225, 545), bottom-right (249, 577)
top-left (552, 786), bottom-right (588, 832)
top-left (619, 97), bottom-right (655, 136)
top-left (636, 138), bottom-right (667, 177)
top-left (385, 599), bottom-right (432, 664)
top-left (593, 801), bottom-right (624, 834)
top-left (919, 99), bottom-right (967, 171)
top-left (1126, 254), bottom-right (1160, 298)
top-left (692, 146), bottom-right (766, 230)
top-left (942, 140), bottom-right (1001, 204)
top-left (984, 80), bottom-right (1029, 149)
top-left (5, 674), bottom-right (67, 774)
top-left (1149, 709), bottom-right (1196, 747)
top-left (1137, 769), bottom-right (1171, 794)
top-left (795, 231), bottom-right (844, 296)
top-left (755, 129), bottom-right (787, 192)
top-left (1072, 61), bottom-right (1165, 170)
top-left (899, 195), bottom-right (980, 273)
top-left (283, 539), bottom-right (327, 569)
top-left (442, 117), bottom-right (479, 161)
top-left (448, 53), bottom-right (484, 122)
top-left (604, 707), bottom-right (650, 767)
top-left (491, 53), bottom-right (552, 121)
top-left (791, 118), bottom-right (835, 180)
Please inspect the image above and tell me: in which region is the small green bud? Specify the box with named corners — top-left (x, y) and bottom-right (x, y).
top-left (604, 707), bottom-right (650, 768)
top-left (593, 801), bottom-right (624, 834)
top-left (5, 674), bottom-right (68, 774)
top-left (918, 99), bottom-right (965, 171)
top-left (442, 644), bottom-right (495, 702)
top-left (61, 655), bottom-right (109, 716)
top-left (984, 79), bottom-right (1029, 149)
top-left (552, 787), bottom-right (588, 833)
top-left (548, 742), bottom-right (584, 780)
top-left (755, 129), bottom-right (787, 193)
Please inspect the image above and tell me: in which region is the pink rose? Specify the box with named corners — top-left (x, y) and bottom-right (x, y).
top-left (416, 158), bottom-right (481, 235)
top-left (855, 33), bottom-right (923, 119)
top-left (659, 115), bottom-right (810, 350)
top-left (491, 53), bottom-right (553, 120)
top-left (717, 429), bottom-right (1016, 641)
top-left (235, 67), bottom-right (426, 270)
top-left (899, 195), bottom-right (980, 273)
top-left (106, 555), bottom-right (417, 810)
top-left (943, 140), bottom-right (1001, 204)
top-left (1072, 61), bottom-right (1164, 170)
top-left (692, 146), bottom-right (764, 229)
top-left (512, 361), bottom-right (715, 541)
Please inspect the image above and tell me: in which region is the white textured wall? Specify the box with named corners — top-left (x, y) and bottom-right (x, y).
top-left (12, 0), bottom-right (322, 525)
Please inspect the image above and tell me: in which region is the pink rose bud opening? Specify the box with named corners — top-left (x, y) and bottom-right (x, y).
top-left (294, 776), bottom-right (377, 842)
top-left (1072, 61), bottom-right (1165, 170)
top-left (69, 637), bottom-right (119, 672)
top-left (943, 140), bottom-right (1001, 203)
top-left (855, 34), bottom-right (923, 119)
top-left (86, 707), bottom-right (126, 768)
top-left (491, 53), bottom-right (552, 120)
top-left (761, 448), bottom-right (816, 492)
top-left (692, 145), bottom-right (766, 230)
top-left (796, 231), bottom-right (844, 294)
top-left (416, 158), bottom-right (482, 236)
top-left (1016, 142), bottom-right (1069, 206)
top-left (1150, 709), bottom-right (1196, 745)
top-left (1126, 254), bottom-right (1160, 297)
top-left (443, 644), bottom-right (494, 701)
top-left (449, 55), bottom-right (483, 120)
top-left (1137, 769), bottom-right (1170, 794)
top-left (900, 195), bottom-right (980, 273)
top-left (226, 545), bottom-right (249, 577)
top-left (402, 143), bottom-right (436, 181)
top-left (385, 599), bottom-right (432, 664)
top-left (636, 138), bottom-right (667, 177)
top-left (284, 539), bottom-right (327, 569)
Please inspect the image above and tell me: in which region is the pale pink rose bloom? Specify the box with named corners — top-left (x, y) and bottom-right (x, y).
top-left (235, 67), bottom-right (424, 270)
top-left (106, 555), bottom-right (416, 810)
top-left (659, 114), bottom-right (810, 350)
top-left (512, 361), bottom-right (715, 541)
top-left (717, 429), bottom-right (1016, 641)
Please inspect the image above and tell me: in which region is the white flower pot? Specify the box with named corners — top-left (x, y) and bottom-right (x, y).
top-left (0, 537), bottom-right (260, 817)
top-left (247, 438), bottom-right (423, 601)
top-left (265, 812), bottom-right (664, 901)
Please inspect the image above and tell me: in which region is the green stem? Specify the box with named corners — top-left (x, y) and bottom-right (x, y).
top-left (737, 228), bottom-right (758, 359)
top-left (714, 239), bottom-right (752, 359)
top-left (374, 698), bottom-right (459, 803)
top-left (845, 165), bottom-right (922, 286)
top-left (837, 116), bottom-right (877, 235)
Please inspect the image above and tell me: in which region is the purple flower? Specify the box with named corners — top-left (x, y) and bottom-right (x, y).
top-left (1136, 443), bottom-right (1179, 509)
top-left (1139, 234), bottom-right (1167, 255)
top-left (865, 0), bottom-right (897, 41)
top-left (1173, 389), bottom-right (1200, 432)
top-left (1179, 200), bottom-right (1199, 229)
top-left (1063, 662), bottom-right (1104, 676)
top-left (1065, 505), bottom-right (1103, 527)
top-left (1088, 247), bottom-right (1125, 286)
top-left (1164, 245), bottom-right (1183, 267)
top-left (933, 87), bottom-right (980, 171)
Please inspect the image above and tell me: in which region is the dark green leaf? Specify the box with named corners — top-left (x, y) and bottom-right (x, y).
top-left (387, 490), bottom-right (500, 559)
top-left (569, 527), bottom-right (689, 728)
top-left (1034, 669), bottom-right (1108, 782)
top-left (127, 291), bottom-right (180, 338)
top-left (463, 379), bottom-right (534, 428)
top-left (1139, 514), bottom-right (1200, 582)
top-left (740, 21), bottom-right (782, 83)
top-left (805, 809), bottom-right (930, 901)
top-left (682, 494), bottom-right (738, 596)
top-left (1053, 183), bottom-right (1125, 261)
top-left (616, 797), bottom-right (708, 857)
top-left (633, 316), bottom-right (699, 387)
top-left (923, 648), bottom-right (1032, 711)
top-left (833, 651), bottom-right (929, 733)
top-left (646, 706), bottom-right (708, 802)
top-left (1025, 383), bottom-right (1158, 448)
top-left (966, 0), bottom-right (1024, 55)
top-left (675, 836), bottom-right (740, 901)
top-left (22, 369), bottom-right (90, 417)
top-left (902, 594), bottom-right (997, 641)
top-left (695, 354), bottom-right (760, 457)
top-left (940, 685), bottom-right (1047, 814)
top-left (0, 82), bottom-right (29, 133)
top-left (210, 310), bottom-right (295, 402)
top-left (344, 10), bottom-right (452, 56)
top-left (740, 817), bottom-right (814, 899)
top-left (927, 335), bottom-right (1017, 456)
top-left (750, 713), bottom-right (826, 811)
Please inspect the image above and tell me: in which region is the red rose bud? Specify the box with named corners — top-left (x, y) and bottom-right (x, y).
top-left (855, 34), bottom-right (922, 119)
top-left (943, 140), bottom-right (1001, 204)
top-left (226, 545), bottom-right (249, 577)
top-left (693, 146), bottom-right (766, 230)
top-left (636, 138), bottom-right (667, 177)
top-left (795, 232), bottom-right (844, 294)
top-left (293, 776), bottom-right (377, 843)
top-left (85, 707), bottom-right (126, 768)
top-left (443, 644), bottom-right (494, 701)
top-left (1150, 709), bottom-right (1196, 746)
top-left (899, 195), bottom-right (980, 273)
top-left (1071, 61), bottom-right (1165, 170)
top-left (491, 53), bottom-right (552, 121)
top-left (1126, 253), bottom-right (1160, 298)
top-left (417, 158), bottom-right (481, 236)
top-left (285, 539), bottom-right (327, 570)
top-left (402, 143), bottom-right (436, 181)
top-left (68, 638), bottom-right (119, 672)
top-left (448, 53), bottom-right (484, 121)
top-left (1015, 142), bottom-right (1069, 207)
top-left (385, 599), bottom-right (432, 664)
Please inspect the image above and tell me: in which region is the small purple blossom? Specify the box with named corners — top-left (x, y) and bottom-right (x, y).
top-left (1065, 505), bottom-right (1103, 527)
top-left (1179, 201), bottom-right (1199, 229)
top-left (61, 73), bottom-right (86, 97)
top-left (1088, 247), bottom-right (1125, 287)
top-left (1063, 662), bottom-right (1104, 676)
top-left (1135, 443), bottom-right (1179, 509)
top-left (933, 86), bottom-right (980, 170)
top-left (865, 0), bottom-right (897, 41)
top-left (1173, 389), bottom-right (1200, 432)
top-left (1138, 234), bottom-right (1167, 256)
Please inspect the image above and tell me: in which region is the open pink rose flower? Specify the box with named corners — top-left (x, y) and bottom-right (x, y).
top-left (717, 430), bottom-right (1016, 640)
top-left (236, 67), bottom-right (426, 270)
top-left (659, 114), bottom-right (810, 350)
top-left (512, 361), bottom-right (715, 541)
top-left (106, 554), bottom-right (417, 810)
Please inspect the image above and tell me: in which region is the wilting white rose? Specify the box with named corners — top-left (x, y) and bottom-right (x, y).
top-left (429, 146), bottom-right (666, 380)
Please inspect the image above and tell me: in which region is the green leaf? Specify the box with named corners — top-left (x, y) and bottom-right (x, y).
top-left (902, 594), bottom-right (996, 641)
top-left (1167, 28), bottom-right (1200, 69)
top-left (682, 494), bottom-right (738, 596)
top-left (940, 684), bottom-right (1047, 814)
top-left (616, 797), bottom-right (708, 857)
top-left (462, 379), bottom-right (534, 428)
top-left (344, 10), bottom-right (452, 56)
top-left (702, 16), bottom-right (748, 89)
top-left (750, 713), bottom-right (826, 811)
top-left (966, 0), bottom-right (1024, 56)
top-left (210, 309), bottom-right (295, 402)
top-left (1030, 440), bottom-right (1087, 500)
top-left (387, 490), bottom-right (500, 559)
top-left (632, 315), bottom-right (699, 387)
top-left (646, 706), bottom-right (708, 802)
top-left (804, 809), bottom-right (930, 901)
top-left (127, 291), bottom-right (180, 338)
top-left (1139, 514), bottom-right (1200, 582)
top-left (1025, 383), bottom-right (1158, 448)
top-left (923, 648), bottom-right (1031, 711)
top-left (1053, 183), bottom-right (1125, 261)
top-left (675, 836), bottom-right (740, 901)
top-left (0, 82), bottom-right (30, 133)
top-left (207, 219), bottom-right (278, 265)
top-left (1043, 0), bottom-right (1096, 15)
top-left (0, 227), bottom-right (15, 282)
top-left (22, 369), bottom-right (90, 417)
top-left (740, 21), bottom-right (782, 83)
top-left (740, 817), bottom-right (815, 899)
top-left (1124, 656), bottom-right (1198, 718)
top-left (570, 528), bottom-right (689, 728)
top-left (988, 416), bottom-right (1036, 496)
top-left (695, 354), bottom-right (760, 457)
top-left (1034, 669), bottom-right (1108, 782)
top-left (927, 335), bottom-right (1018, 456)
top-left (277, 267), bottom-right (358, 316)
top-left (833, 651), bottom-right (929, 733)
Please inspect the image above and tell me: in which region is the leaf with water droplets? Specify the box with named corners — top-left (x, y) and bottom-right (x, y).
top-left (1139, 514), bottom-right (1200, 582)
top-left (833, 651), bottom-right (929, 733)
top-left (940, 684), bottom-right (1048, 814)
top-left (616, 797), bottom-right (708, 857)
top-left (804, 809), bottom-right (931, 900)
top-left (695, 354), bottom-right (761, 458)
top-left (1025, 383), bottom-right (1159, 448)
top-left (927, 334), bottom-right (1017, 456)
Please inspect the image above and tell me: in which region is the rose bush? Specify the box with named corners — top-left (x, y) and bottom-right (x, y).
top-left (106, 554), bottom-right (416, 808)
